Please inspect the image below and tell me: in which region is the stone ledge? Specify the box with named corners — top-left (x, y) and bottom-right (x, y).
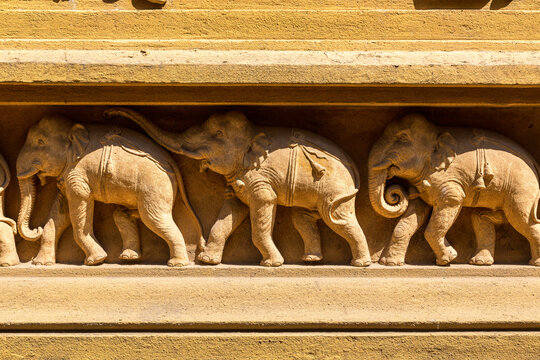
top-left (0, 263), bottom-right (538, 277)
top-left (0, 10), bottom-right (538, 41)
top-left (0, 49), bottom-right (538, 85)
top-left (0, 265), bottom-right (538, 331)
top-left (0, 332), bottom-right (538, 360)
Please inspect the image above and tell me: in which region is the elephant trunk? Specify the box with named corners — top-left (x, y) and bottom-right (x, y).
top-left (368, 139), bottom-right (409, 219)
top-left (17, 176), bottom-right (43, 241)
top-left (104, 107), bottom-right (187, 155)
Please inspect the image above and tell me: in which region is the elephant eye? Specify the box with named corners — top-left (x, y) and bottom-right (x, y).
top-left (37, 139), bottom-right (45, 146)
top-left (398, 133), bottom-right (409, 143)
top-left (215, 130), bottom-right (224, 138)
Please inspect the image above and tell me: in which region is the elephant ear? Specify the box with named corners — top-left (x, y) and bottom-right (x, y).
top-left (242, 133), bottom-right (271, 169)
top-left (68, 124), bottom-right (90, 164)
top-left (432, 132), bottom-right (457, 171)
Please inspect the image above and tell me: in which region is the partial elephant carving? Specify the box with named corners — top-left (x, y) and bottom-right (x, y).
top-left (105, 108), bottom-right (371, 267)
top-left (0, 154), bottom-right (19, 266)
top-left (16, 115), bottom-right (204, 266)
top-left (369, 113), bottom-right (540, 267)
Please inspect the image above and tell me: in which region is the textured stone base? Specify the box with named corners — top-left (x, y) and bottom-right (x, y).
top-left (1, 265), bottom-right (538, 331)
top-left (0, 332), bottom-right (538, 360)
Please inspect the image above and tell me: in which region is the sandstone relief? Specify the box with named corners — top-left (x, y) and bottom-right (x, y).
top-left (369, 113), bottom-right (540, 267)
top-left (105, 108), bottom-right (372, 267)
top-left (0, 106), bottom-right (537, 267)
top-left (16, 115), bottom-right (204, 266)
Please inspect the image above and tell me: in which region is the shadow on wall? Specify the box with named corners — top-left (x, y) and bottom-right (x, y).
top-left (101, 0), bottom-right (166, 10)
top-left (413, 0), bottom-right (513, 10)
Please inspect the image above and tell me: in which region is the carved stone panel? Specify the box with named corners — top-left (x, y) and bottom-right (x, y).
top-left (1, 105), bottom-right (539, 268)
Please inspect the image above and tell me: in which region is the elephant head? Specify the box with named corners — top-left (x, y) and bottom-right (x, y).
top-left (16, 116), bottom-right (89, 241)
top-left (104, 108), bottom-right (270, 177)
top-left (368, 113), bottom-right (457, 218)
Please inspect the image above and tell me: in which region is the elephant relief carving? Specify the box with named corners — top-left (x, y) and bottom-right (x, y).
top-left (0, 154), bottom-right (19, 266)
top-left (16, 115), bottom-right (204, 266)
top-left (105, 108), bottom-right (372, 267)
top-left (369, 113), bottom-right (540, 267)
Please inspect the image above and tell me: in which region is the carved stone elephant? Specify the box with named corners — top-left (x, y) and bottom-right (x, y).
top-left (0, 154), bottom-right (19, 266)
top-left (16, 115), bottom-right (204, 266)
top-left (368, 113), bottom-right (540, 267)
top-left (105, 108), bottom-right (371, 267)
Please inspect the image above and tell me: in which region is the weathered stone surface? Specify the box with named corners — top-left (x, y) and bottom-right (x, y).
top-left (0, 265), bottom-right (538, 331)
top-left (0, 0), bottom-right (538, 355)
top-left (0, 50), bottom-right (538, 85)
top-left (1, 332), bottom-right (539, 360)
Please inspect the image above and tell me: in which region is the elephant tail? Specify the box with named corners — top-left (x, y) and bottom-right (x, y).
top-left (532, 191), bottom-right (540, 224)
top-left (172, 163), bottom-right (206, 251)
top-left (322, 189), bottom-right (358, 226)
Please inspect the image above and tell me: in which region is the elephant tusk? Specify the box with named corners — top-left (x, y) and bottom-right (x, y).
top-left (372, 159), bottom-right (393, 171)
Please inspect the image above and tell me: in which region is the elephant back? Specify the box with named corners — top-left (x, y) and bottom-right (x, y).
top-left (471, 128), bottom-right (540, 179)
top-left (286, 128), bottom-right (360, 188)
top-left (91, 125), bottom-right (178, 174)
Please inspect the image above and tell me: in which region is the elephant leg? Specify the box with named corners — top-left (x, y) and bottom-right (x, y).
top-left (113, 207), bottom-right (141, 261)
top-left (139, 210), bottom-right (189, 267)
top-left (249, 186), bottom-right (283, 267)
top-left (524, 225), bottom-right (540, 266)
top-left (0, 222), bottom-right (18, 267)
top-left (503, 194), bottom-right (540, 266)
top-left (68, 195), bottom-right (107, 265)
top-left (424, 204), bottom-right (461, 265)
top-left (505, 218), bottom-right (540, 266)
top-left (32, 193), bottom-right (70, 265)
top-left (198, 197), bottom-right (249, 265)
top-left (320, 198), bottom-right (371, 267)
top-left (380, 198), bottom-right (430, 266)
top-left (469, 210), bottom-right (497, 266)
top-left (291, 208), bottom-right (322, 262)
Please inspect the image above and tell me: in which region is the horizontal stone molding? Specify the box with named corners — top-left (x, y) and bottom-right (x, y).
top-left (0, 10), bottom-right (539, 41)
top-left (0, 332), bottom-right (538, 359)
top-left (0, 265), bottom-right (538, 331)
top-left (0, 50), bottom-right (539, 85)
top-left (1, 0), bottom-right (538, 11)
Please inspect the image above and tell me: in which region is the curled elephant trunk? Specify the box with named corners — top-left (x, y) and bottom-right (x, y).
top-left (17, 176), bottom-right (43, 241)
top-left (368, 140), bottom-right (409, 219)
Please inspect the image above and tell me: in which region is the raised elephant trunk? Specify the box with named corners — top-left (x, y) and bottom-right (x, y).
top-left (368, 138), bottom-right (409, 219)
top-left (17, 176), bottom-right (43, 241)
top-left (104, 107), bottom-right (187, 155)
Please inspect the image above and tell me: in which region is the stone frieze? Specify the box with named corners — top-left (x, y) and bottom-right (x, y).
top-left (0, 106), bottom-right (538, 268)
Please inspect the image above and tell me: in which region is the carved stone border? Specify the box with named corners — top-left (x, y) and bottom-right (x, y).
top-left (0, 332), bottom-right (538, 359)
top-left (1, 265), bottom-right (538, 331)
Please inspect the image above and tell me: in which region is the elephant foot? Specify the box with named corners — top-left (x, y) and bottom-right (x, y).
top-left (260, 256), bottom-right (284, 267)
top-left (197, 251), bottom-right (222, 265)
top-left (469, 250), bottom-right (494, 266)
top-left (379, 256), bottom-right (404, 266)
top-left (529, 257), bottom-right (540, 266)
top-left (435, 246), bottom-right (458, 266)
top-left (167, 257), bottom-right (190, 267)
top-left (84, 250), bottom-right (107, 266)
top-left (32, 252), bottom-right (55, 266)
top-left (302, 253), bottom-right (322, 262)
top-left (119, 249), bottom-right (141, 261)
top-left (351, 257), bottom-right (372, 267)
top-left (0, 255), bottom-right (19, 267)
